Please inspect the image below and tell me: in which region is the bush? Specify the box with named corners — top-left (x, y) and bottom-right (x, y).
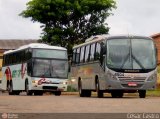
top-left (67, 85), bottom-right (77, 92)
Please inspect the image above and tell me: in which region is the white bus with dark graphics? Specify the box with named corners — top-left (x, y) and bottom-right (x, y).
top-left (1, 43), bottom-right (68, 96)
top-left (71, 35), bottom-right (157, 98)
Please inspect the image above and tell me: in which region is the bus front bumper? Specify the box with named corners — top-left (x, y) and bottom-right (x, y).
top-left (31, 83), bottom-right (68, 92)
top-left (105, 79), bottom-right (156, 90)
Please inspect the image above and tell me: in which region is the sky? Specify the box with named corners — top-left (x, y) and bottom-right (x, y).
top-left (0, 0), bottom-right (160, 39)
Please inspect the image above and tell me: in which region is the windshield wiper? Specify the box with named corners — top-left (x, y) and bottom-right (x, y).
top-left (41, 68), bottom-right (51, 77)
top-left (120, 52), bottom-right (130, 69)
top-left (131, 54), bottom-right (145, 69)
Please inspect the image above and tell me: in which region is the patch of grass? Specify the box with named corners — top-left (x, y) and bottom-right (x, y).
top-left (147, 89), bottom-right (160, 97)
top-left (157, 66), bottom-right (160, 74)
top-left (67, 85), bottom-right (77, 92)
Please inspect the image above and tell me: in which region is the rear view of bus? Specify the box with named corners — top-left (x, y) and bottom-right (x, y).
top-left (1, 43), bottom-right (68, 96)
top-left (71, 35), bottom-right (157, 98)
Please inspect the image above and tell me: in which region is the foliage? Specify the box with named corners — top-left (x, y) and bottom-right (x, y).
top-left (20, 0), bottom-right (116, 54)
top-left (67, 85), bottom-right (77, 92)
top-left (147, 89), bottom-right (160, 97)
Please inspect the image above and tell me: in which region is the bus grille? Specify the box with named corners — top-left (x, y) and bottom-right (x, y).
top-left (118, 77), bottom-right (146, 82)
top-left (43, 86), bottom-right (58, 90)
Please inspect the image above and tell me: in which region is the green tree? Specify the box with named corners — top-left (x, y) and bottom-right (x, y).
top-left (20, 0), bottom-right (116, 54)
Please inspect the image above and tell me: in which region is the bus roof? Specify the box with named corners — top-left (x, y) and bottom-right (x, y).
top-left (4, 43), bottom-right (67, 54)
top-left (73, 34), bottom-right (153, 49)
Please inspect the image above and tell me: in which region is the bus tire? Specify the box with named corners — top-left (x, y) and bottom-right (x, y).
top-left (85, 90), bottom-right (91, 97)
top-left (55, 91), bottom-right (61, 96)
top-left (96, 80), bottom-right (103, 98)
top-left (111, 91), bottom-right (118, 98)
top-left (138, 90), bottom-right (146, 98)
top-left (117, 91), bottom-right (123, 98)
top-left (34, 91), bottom-right (43, 96)
top-left (14, 91), bottom-right (20, 95)
top-left (25, 80), bottom-right (33, 96)
top-left (112, 90), bottom-right (123, 98)
top-left (8, 81), bottom-right (14, 95)
top-left (78, 80), bottom-right (86, 97)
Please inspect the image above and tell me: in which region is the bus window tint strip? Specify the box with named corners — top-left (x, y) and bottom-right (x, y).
top-left (33, 49), bottom-right (67, 59)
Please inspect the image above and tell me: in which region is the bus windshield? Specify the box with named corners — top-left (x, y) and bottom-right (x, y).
top-left (33, 49), bottom-right (67, 59)
top-left (32, 59), bottom-right (68, 78)
top-left (107, 38), bottom-right (156, 70)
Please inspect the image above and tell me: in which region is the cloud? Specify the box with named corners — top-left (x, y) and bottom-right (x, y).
top-left (0, 0), bottom-right (160, 39)
top-left (107, 0), bottom-right (160, 36)
top-left (0, 0), bottom-right (42, 39)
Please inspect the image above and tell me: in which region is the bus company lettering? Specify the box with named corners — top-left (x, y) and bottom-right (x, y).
top-left (21, 63), bottom-right (26, 79)
top-left (114, 72), bottom-right (141, 77)
top-left (5, 67), bottom-right (12, 80)
top-left (5, 64), bottom-right (26, 79)
top-left (12, 70), bottom-right (21, 78)
top-left (125, 73), bottom-right (141, 77)
top-left (125, 69), bottom-right (140, 72)
top-left (79, 67), bottom-right (93, 75)
top-left (38, 78), bottom-right (45, 85)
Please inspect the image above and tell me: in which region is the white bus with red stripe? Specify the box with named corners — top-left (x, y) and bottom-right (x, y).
top-left (1, 43), bottom-right (68, 96)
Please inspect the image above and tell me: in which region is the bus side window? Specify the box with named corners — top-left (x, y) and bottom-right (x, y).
top-left (27, 60), bottom-right (32, 76)
top-left (12, 53), bottom-right (16, 64)
top-left (16, 52), bottom-right (20, 64)
top-left (90, 43), bottom-right (95, 61)
top-left (76, 48), bottom-right (80, 64)
top-left (3, 55), bottom-right (5, 66)
top-left (72, 49), bottom-right (77, 64)
top-left (5, 55), bottom-right (8, 66)
top-left (85, 45), bottom-right (90, 62)
top-left (80, 46), bottom-right (85, 63)
top-left (94, 42), bottom-right (100, 60)
top-left (26, 49), bottom-right (32, 61)
top-left (21, 51), bottom-right (25, 63)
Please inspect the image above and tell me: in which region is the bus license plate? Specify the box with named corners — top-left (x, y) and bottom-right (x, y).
top-left (128, 82), bottom-right (137, 87)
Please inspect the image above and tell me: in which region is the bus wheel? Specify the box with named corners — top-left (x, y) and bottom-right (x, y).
top-left (8, 81), bottom-right (14, 95)
top-left (34, 91), bottom-right (43, 96)
top-left (78, 80), bottom-right (85, 97)
top-left (14, 91), bottom-right (20, 95)
top-left (25, 81), bottom-right (33, 96)
top-left (117, 91), bottom-right (124, 98)
top-left (96, 80), bottom-right (103, 98)
top-left (85, 90), bottom-right (91, 97)
top-left (138, 90), bottom-right (146, 98)
top-left (55, 91), bottom-right (61, 96)
top-left (111, 91), bottom-right (117, 98)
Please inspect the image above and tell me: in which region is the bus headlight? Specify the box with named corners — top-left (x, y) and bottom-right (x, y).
top-left (60, 81), bottom-right (68, 85)
top-left (147, 73), bottom-right (157, 81)
top-left (107, 72), bottom-right (117, 80)
top-left (32, 80), bottom-right (38, 84)
top-left (71, 79), bottom-right (76, 82)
